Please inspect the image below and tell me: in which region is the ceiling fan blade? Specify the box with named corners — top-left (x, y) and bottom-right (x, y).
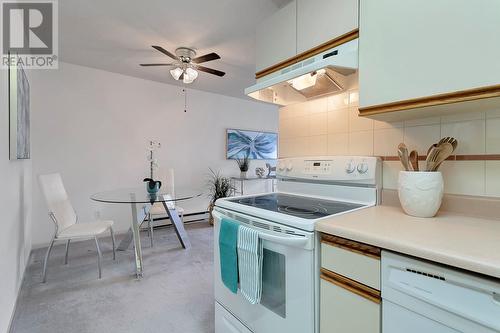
top-left (151, 45), bottom-right (177, 59)
top-left (196, 65), bottom-right (226, 77)
top-left (140, 63), bottom-right (174, 66)
top-left (192, 52), bottom-right (221, 64)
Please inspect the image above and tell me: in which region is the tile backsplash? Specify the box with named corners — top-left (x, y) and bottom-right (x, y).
top-left (279, 89), bottom-right (500, 197)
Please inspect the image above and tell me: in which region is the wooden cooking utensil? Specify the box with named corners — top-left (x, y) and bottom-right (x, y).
top-left (438, 137), bottom-right (458, 153)
top-left (425, 145), bottom-right (440, 171)
top-left (398, 143), bottom-right (411, 171)
top-left (426, 142), bottom-right (453, 171)
top-left (409, 150), bottom-right (419, 171)
top-left (426, 143), bottom-right (438, 157)
top-left (431, 142), bottom-right (454, 171)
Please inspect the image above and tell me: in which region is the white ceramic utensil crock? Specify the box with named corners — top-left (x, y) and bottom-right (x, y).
top-left (398, 171), bottom-right (444, 218)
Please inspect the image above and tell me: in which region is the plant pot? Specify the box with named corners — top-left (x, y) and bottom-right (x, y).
top-left (240, 171), bottom-right (247, 179)
top-left (398, 171), bottom-right (444, 218)
top-left (146, 181), bottom-right (161, 194)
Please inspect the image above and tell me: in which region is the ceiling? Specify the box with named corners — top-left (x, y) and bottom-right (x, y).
top-left (58, 0), bottom-right (284, 99)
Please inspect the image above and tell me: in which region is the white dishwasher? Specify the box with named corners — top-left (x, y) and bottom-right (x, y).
top-left (382, 251), bottom-right (500, 333)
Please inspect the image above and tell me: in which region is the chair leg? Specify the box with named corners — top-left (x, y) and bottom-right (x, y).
top-left (42, 237), bottom-right (55, 283)
top-left (149, 213), bottom-right (154, 248)
top-left (94, 236), bottom-right (102, 279)
top-left (110, 227), bottom-right (116, 260)
top-left (64, 239), bottom-right (71, 265)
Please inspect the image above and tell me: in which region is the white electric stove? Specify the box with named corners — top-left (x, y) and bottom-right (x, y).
top-left (214, 156), bottom-right (381, 333)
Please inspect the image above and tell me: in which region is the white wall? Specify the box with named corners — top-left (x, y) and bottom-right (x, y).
top-left (0, 70), bottom-right (32, 331)
top-left (30, 62), bottom-right (278, 248)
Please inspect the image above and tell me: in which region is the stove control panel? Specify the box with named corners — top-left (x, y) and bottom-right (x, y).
top-left (304, 160), bottom-right (332, 174)
top-left (277, 156), bottom-right (381, 184)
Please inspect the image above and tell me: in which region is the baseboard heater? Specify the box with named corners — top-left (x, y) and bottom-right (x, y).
top-left (143, 211), bottom-right (209, 229)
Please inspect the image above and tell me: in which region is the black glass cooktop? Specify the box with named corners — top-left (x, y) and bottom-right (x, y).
top-left (229, 193), bottom-right (365, 219)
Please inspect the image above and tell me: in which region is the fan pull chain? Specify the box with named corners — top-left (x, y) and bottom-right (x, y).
top-left (183, 88), bottom-right (187, 113)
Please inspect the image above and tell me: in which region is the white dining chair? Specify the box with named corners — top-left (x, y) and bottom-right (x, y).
top-left (146, 168), bottom-right (185, 247)
top-left (38, 173), bottom-right (116, 282)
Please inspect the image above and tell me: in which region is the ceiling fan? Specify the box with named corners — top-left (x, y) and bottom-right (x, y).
top-left (140, 46), bottom-right (226, 84)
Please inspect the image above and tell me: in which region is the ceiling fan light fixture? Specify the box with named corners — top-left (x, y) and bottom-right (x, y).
top-left (143, 45), bottom-right (225, 82)
top-left (183, 67), bottom-right (199, 84)
top-left (170, 67), bottom-right (184, 80)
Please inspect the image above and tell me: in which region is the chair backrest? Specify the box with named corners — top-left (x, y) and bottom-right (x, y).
top-left (38, 173), bottom-right (77, 233)
top-left (158, 168), bottom-right (176, 208)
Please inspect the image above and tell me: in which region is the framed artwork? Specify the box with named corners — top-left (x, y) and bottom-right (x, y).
top-left (9, 60), bottom-right (30, 160)
top-left (226, 129), bottom-right (278, 160)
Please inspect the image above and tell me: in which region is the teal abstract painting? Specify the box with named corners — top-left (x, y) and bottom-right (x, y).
top-left (226, 129), bottom-right (277, 160)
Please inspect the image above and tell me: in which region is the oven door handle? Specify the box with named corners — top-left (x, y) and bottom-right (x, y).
top-left (258, 232), bottom-right (309, 247)
top-left (213, 210), bottom-right (309, 248)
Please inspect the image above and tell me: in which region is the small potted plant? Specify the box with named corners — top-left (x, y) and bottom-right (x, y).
top-left (235, 155), bottom-right (250, 178)
top-left (207, 169), bottom-right (234, 225)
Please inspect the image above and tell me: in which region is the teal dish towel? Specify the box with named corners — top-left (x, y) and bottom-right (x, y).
top-left (219, 218), bottom-right (240, 294)
top-left (237, 225), bottom-right (263, 304)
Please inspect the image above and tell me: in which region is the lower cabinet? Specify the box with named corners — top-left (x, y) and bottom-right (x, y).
top-left (320, 234), bottom-right (381, 333)
top-left (320, 272), bottom-right (380, 333)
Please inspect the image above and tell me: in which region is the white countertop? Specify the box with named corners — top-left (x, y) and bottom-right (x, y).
top-left (316, 205), bottom-right (500, 279)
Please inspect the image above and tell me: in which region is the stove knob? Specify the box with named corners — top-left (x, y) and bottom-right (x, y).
top-left (357, 162), bottom-right (369, 174)
top-left (286, 163), bottom-right (293, 171)
top-left (345, 160), bottom-right (356, 174)
top-left (277, 162), bottom-right (285, 172)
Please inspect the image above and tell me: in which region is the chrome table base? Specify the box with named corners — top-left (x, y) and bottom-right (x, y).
top-left (117, 194), bottom-right (191, 279)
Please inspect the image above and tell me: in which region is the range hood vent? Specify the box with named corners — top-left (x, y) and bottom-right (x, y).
top-left (245, 39), bottom-right (358, 106)
top-left (289, 67), bottom-right (344, 98)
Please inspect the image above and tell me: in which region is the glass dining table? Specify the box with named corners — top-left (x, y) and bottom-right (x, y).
top-left (91, 187), bottom-right (202, 278)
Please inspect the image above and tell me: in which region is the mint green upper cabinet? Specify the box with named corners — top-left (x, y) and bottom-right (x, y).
top-left (297, 0), bottom-right (359, 54)
top-left (255, 1), bottom-right (297, 72)
top-left (359, 0), bottom-right (500, 111)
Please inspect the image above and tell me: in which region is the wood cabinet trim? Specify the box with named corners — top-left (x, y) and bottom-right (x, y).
top-left (321, 233), bottom-right (381, 260)
top-left (321, 268), bottom-right (381, 304)
top-left (358, 84), bottom-right (500, 116)
top-left (255, 29), bottom-right (359, 79)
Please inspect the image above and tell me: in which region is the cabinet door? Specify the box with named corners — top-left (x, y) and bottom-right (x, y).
top-left (297, 0), bottom-right (358, 54)
top-left (255, 0), bottom-right (297, 72)
top-left (320, 278), bottom-right (380, 333)
top-left (359, 0), bottom-right (500, 109)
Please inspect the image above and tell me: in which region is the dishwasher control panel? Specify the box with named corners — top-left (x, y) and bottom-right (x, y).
top-left (382, 251), bottom-right (500, 333)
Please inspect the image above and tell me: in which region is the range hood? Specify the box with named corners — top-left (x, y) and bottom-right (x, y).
top-left (245, 39), bottom-right (358, 106)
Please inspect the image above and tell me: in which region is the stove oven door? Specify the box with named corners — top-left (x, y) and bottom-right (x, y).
top-left (213, 208), bottom-right (315, 333)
